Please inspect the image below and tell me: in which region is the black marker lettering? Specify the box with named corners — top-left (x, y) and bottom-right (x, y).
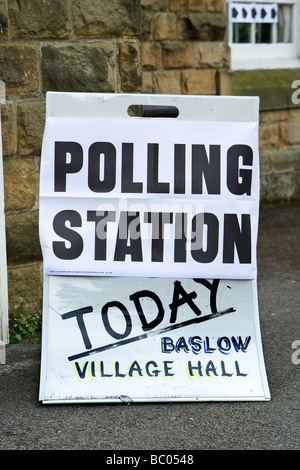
top-left (62, 306), bottom-right (93, 350)
top-left (169, 280), bottom-right (201, 324)
top-left (101, 301), bottom-right (132, 340)
top-left (129, 290), bottom-right (164, 331)
top-left (193, 279), bottom-right (220, 314)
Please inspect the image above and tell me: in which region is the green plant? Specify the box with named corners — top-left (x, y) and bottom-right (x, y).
top-left (9, 311), bottom-right (42, 344)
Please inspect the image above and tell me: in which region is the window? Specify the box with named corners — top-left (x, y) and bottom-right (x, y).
top-left (227, 0), bottom-right (300, 69)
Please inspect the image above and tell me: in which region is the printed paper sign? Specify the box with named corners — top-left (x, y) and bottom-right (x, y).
top-left (40, 116), bottom-right (259, 280)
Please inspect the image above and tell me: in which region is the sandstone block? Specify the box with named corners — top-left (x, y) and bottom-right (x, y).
top-left (142, 71), bottom-right (153, 92)
top-left (42, 43), bottom-right (116, 93)
top-left (260, 171), bottom-right (300, 202)
top-left (142, 42), bottom-right (162, 70)
top-left (1, 103), bottom-right (15, 156)
top-left (189, 0), bottom-right (226, 13)
top-left (153, 70), bottom-right (181, 94)
top-left (74, 0), bottom-right (140, 36)
top-left (177, 12), bottom-right (226, 41)
top-left (259, 123), bottom-right (279, 150)
top-left (0, 0), bottom-right (8, 39)
top-left (8, 0), bottom-right (71, 38)
top-left (169, 0), bottom-right (189, 11)
top-left (181, 69), bottom-right (216, 94)
top-left (269, 148), bottom-right (300, 174)
top-left (260, 148), bottom-right (300, 201)
top-left (7, 263), bottom-right (42, 313)
top-left (260, 109), bottom-right (300, 125)
top-left (259, 109), bottom-right (289, 124)
top-left (141, 0), bottom-right (168, 10)
top-left (141, 10), bottom-right (154, 40)
top-left (259, 152), bottom-right (272, 176)
top-left (119, 42), bottom-right (142, 92)
top-left (17, 100), bottom-right (46, 156)
top-left (194, 41), bottom-right (230, 68)
top-left (153, 12), bottom-right (176, 40)
top-left (3, 158), bottom-right (37, 212)
top-left (162, 41), bottom-right (194, 68)
top-left (284, 108), bottom-right (300, 121)
top-left (216, 69), bottom-right (233, 95)
top-left (0, 44), bottom-right (39, 94)
top-left (5, 211), bottom-right (41, 266)
top-left (279, 121), bottom-right (300, 147)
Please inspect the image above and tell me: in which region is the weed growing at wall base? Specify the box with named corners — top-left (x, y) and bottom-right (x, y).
top-left (9, 311), bottom-right (42, 344)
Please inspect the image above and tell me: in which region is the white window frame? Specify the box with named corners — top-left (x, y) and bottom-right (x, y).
top-left (227, 0), bottom-right (300, 70)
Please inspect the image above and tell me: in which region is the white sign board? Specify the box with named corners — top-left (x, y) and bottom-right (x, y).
top-left (39, 92), bottom-right (270, 403)
top-left (0, 105), bottom-right (9, 348)
top-left (39, 276), bottom-right (270, 403)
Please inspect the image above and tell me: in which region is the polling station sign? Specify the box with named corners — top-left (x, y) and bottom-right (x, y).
top-left (39, 93), bottom-right (260, 280)
top-left (39, 93), bottom-right (270, 403)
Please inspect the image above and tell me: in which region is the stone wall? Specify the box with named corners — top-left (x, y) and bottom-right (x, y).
top-left (1, 0), bottom-right (299, 316)
top-left (140, 0), bottom-right (300, 203)
top-left (141, 0), bottom-right (230, 95)
top-left (0, 0), bottom-right (142, 312)
top-left (260, 109), bottom-right (300, 201)
top-left (232, 69), bottom-right (300, 202)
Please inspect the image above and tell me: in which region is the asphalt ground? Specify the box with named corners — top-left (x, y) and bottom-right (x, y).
top-left (0, 201), bottom-right (299, 452)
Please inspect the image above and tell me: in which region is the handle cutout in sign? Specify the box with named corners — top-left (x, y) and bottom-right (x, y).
top-left (128, 105), bottom-right (179, 119)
